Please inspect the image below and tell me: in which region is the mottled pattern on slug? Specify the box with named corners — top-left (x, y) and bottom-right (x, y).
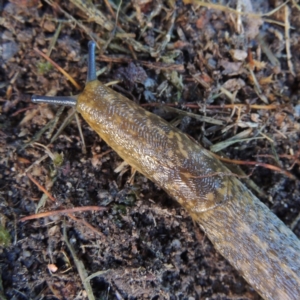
top-left (199, 176), bottom-right (300, 300)
top-left (77, 80), bottom-right (300, 300)
top-left (77, 81), bottom-right (229, 213)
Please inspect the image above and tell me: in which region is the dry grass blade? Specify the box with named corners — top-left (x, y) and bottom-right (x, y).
top-left (210, 137), bottom-right (264, 152)
top-left (143, 102), bottom-right (279, 110)
top-left (46, 22), bottom-right (62, 57)
top-left (69, 0), bottom-right (114, 31)
top-left (46, 106), bottom-right (65, 140)
top-left (163, 106), bottom-right (225, 125)
top-left (49, 108), bottom-right (76, 144)
top-left (63, 220), bottom-right (95, 300)
top-left (20, 106), bottom-right (65, 151)
top-left (74, 111), bottom-right (86, 154)
top-left (285, 4), bottom-right (295, 76)
top-left (98, 54), bottom-right (184, 71)
top-left (189, 0), bottom-right (291, 27)
top-left (70, 0), bottom-right (149, 53)
top-left (45, 0), bottom-right (106, 46)
top-left (247, 67), bottom-right (269, 104)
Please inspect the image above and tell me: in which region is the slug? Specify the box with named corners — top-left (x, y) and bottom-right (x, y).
top-left (32, 42), bottom-right (300, 300)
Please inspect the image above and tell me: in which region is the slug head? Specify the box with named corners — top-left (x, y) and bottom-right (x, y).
top-left (31, 41), bottom-right (98, 107)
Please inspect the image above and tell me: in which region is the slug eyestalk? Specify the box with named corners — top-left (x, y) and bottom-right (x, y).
top-left (32, 41), bottom-right (97, 106)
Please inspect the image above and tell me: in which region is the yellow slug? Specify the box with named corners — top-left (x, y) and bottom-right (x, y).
top-left (32, 42), bottom-right (300, 300)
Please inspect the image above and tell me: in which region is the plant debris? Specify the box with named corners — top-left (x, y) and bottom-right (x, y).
top-left (0, 0), bottom-right (300, 299)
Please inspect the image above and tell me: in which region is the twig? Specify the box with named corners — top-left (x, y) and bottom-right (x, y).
top-left (211, 153), bottom-right (297, 180)
top-left (20, 206), bottom-right (106, 222)
top-left (26, 173), bottom-right (56, 202)
top-left (11, 106), bottom-right (35, 117)
top-left (67, 214), bottom-right (105, 238)
top-left (33, 48), bottom-right (81, 90)
top-left (103, 0), bottom-right (116, 18)
top-left (255, 153), bottom-right (300, 170)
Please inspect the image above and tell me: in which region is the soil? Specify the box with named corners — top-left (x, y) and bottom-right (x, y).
top-left (0, 0), bottom-right (300, 299)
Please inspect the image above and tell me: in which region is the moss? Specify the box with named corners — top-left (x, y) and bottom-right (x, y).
top-left (0, 225), bottom-right (11, 247)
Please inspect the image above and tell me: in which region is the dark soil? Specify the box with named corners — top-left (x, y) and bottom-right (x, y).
top-left (0, 0), bottom-right (300, 299)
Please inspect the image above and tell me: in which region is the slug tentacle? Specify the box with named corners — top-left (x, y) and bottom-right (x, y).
top-left (87, 41), bottom-right (97, 83)
top-left (31, 95), bottom-right (77, 106)
top-left (31, 41), bottom-right (300, 300)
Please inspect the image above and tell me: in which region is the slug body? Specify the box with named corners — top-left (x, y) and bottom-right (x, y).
top-left (32, 42), bottom-right (300, 300)
top-left (77, 80), bottom-right (228, 213)
top-left (77, 80), bottom-right (300, 300)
